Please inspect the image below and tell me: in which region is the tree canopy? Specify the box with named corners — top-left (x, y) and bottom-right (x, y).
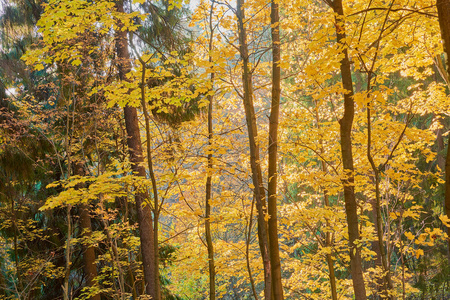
top-left (1, 0), bottom-right (450, 299)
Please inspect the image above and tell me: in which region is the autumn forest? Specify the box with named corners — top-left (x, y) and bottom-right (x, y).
top-left (1, 0), bottom-right (450, 299)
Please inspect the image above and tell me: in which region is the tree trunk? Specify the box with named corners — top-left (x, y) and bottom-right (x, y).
top-left (139, 58), bottom-right (162, 300)
top-left (246, 198), bottom-right (259, 300)
top-left (236, 0), bottom-right (272, 298)
top-left (332, 0), bottom-right (367, 298)
top-left (73, 163), bottom-right (100, 300)
top-left (436, 0), bottom-right (450, 263)
top-left (98, 197), bottom-right (127, 299)
top-left (63, 205), bottom-right (72, 300)
top-left (268, 1), bottom-right (284, 299)
top-left (369, 198), bottom-right (385, 294)
top-left (314, 105), bottom-right (338, 300)
top-left (436, 127), bottom-right (445, 171)
top-left (79, 203), bottom-right (100, 299)
top-left (79, 206), bottom-right (99, 300)
top-left (114, 1), bottom-right (157, 298)
top-left (205, 2), bottom-right (216, 297)
top-left (324, 194), bottom-right (338, 300)
top-left (205, 71), bottom-right (216, 300)
top-left (367, 91), bottom-right (393, 299)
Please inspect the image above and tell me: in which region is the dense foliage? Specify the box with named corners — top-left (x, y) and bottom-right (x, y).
top-left (1, 0), bottom-right (450, 299)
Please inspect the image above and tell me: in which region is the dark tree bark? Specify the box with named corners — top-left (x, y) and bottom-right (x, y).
top-left (205, 2), bottom-right (216, 298)
top-left (324, 193), bottom-right (338, 300)
top-left (73, 163), bottom-right (100, 300)
top-left (205, 75), bottom-right (216, 300)
top-left (268, 1), bottom-right (284, 299)
top-left (367, 102), bottom-right (394, 298)
top-left (331, 0), bottom-right (367, 298)
top-left (236, 0), bottom-right (272, 298)
top-left (114, 1), bottom-right (158, 298)
top-left (436, 0), bottom-right (450, 262)
top-left (139, 58), bottom-right (161, 300)
top-left (314, 105), bottom-right (338, 300)
top-left (79, 205), bottom-right (100, 300)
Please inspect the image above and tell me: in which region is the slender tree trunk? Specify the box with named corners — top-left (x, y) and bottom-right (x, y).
top-left (268, 1), bottom-right (284, 299)
top-left (139, 59), bottom-right (161, 300)
top-left (205, 86), bottom-right (216, 300)
top-left (205, 75), bottom-right (216, 300)
top-left (369, 198), bottom-right (383, 271)
top-left (98, 198), bottom-right (126, 299)
top-left (436, 0), bottom-right (450, 263)
top-left (236, 0), bottom-right (272, 298)
top-left (114, 1), bottom-right (157, 298)
top-left (11, 196), bottom-right (21, 293)
top-left (62, 62), bottom-right (74, 300)
top-left (369, 198), bottom-right (385, 295)
top-left (314, 105), bottom-right (338, 300)
top-left (372, 174), bottom-right (394, 297)
top-left (63, 205), bottom-right (72, 300)
top-left (331, 0), bottom-right (367, 298)
top-left (205, 2), bottom-right (216, 297)
top-left (367, 109), bottom-right (394, 298)
top-left (321, 163), bottom-right (338, 300)
top-left (73, 163), bottom-right (100, 300)
top-left (436, 127), bottom-right (445, 171)
top-left (79, 206), bottom-right (99, 300)
top-left (324, 193), bottom-right (338, 300)
top-left (366, 62), bottom-right (394, 296)
top-left (246, 198), bottom-right (259, 300)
